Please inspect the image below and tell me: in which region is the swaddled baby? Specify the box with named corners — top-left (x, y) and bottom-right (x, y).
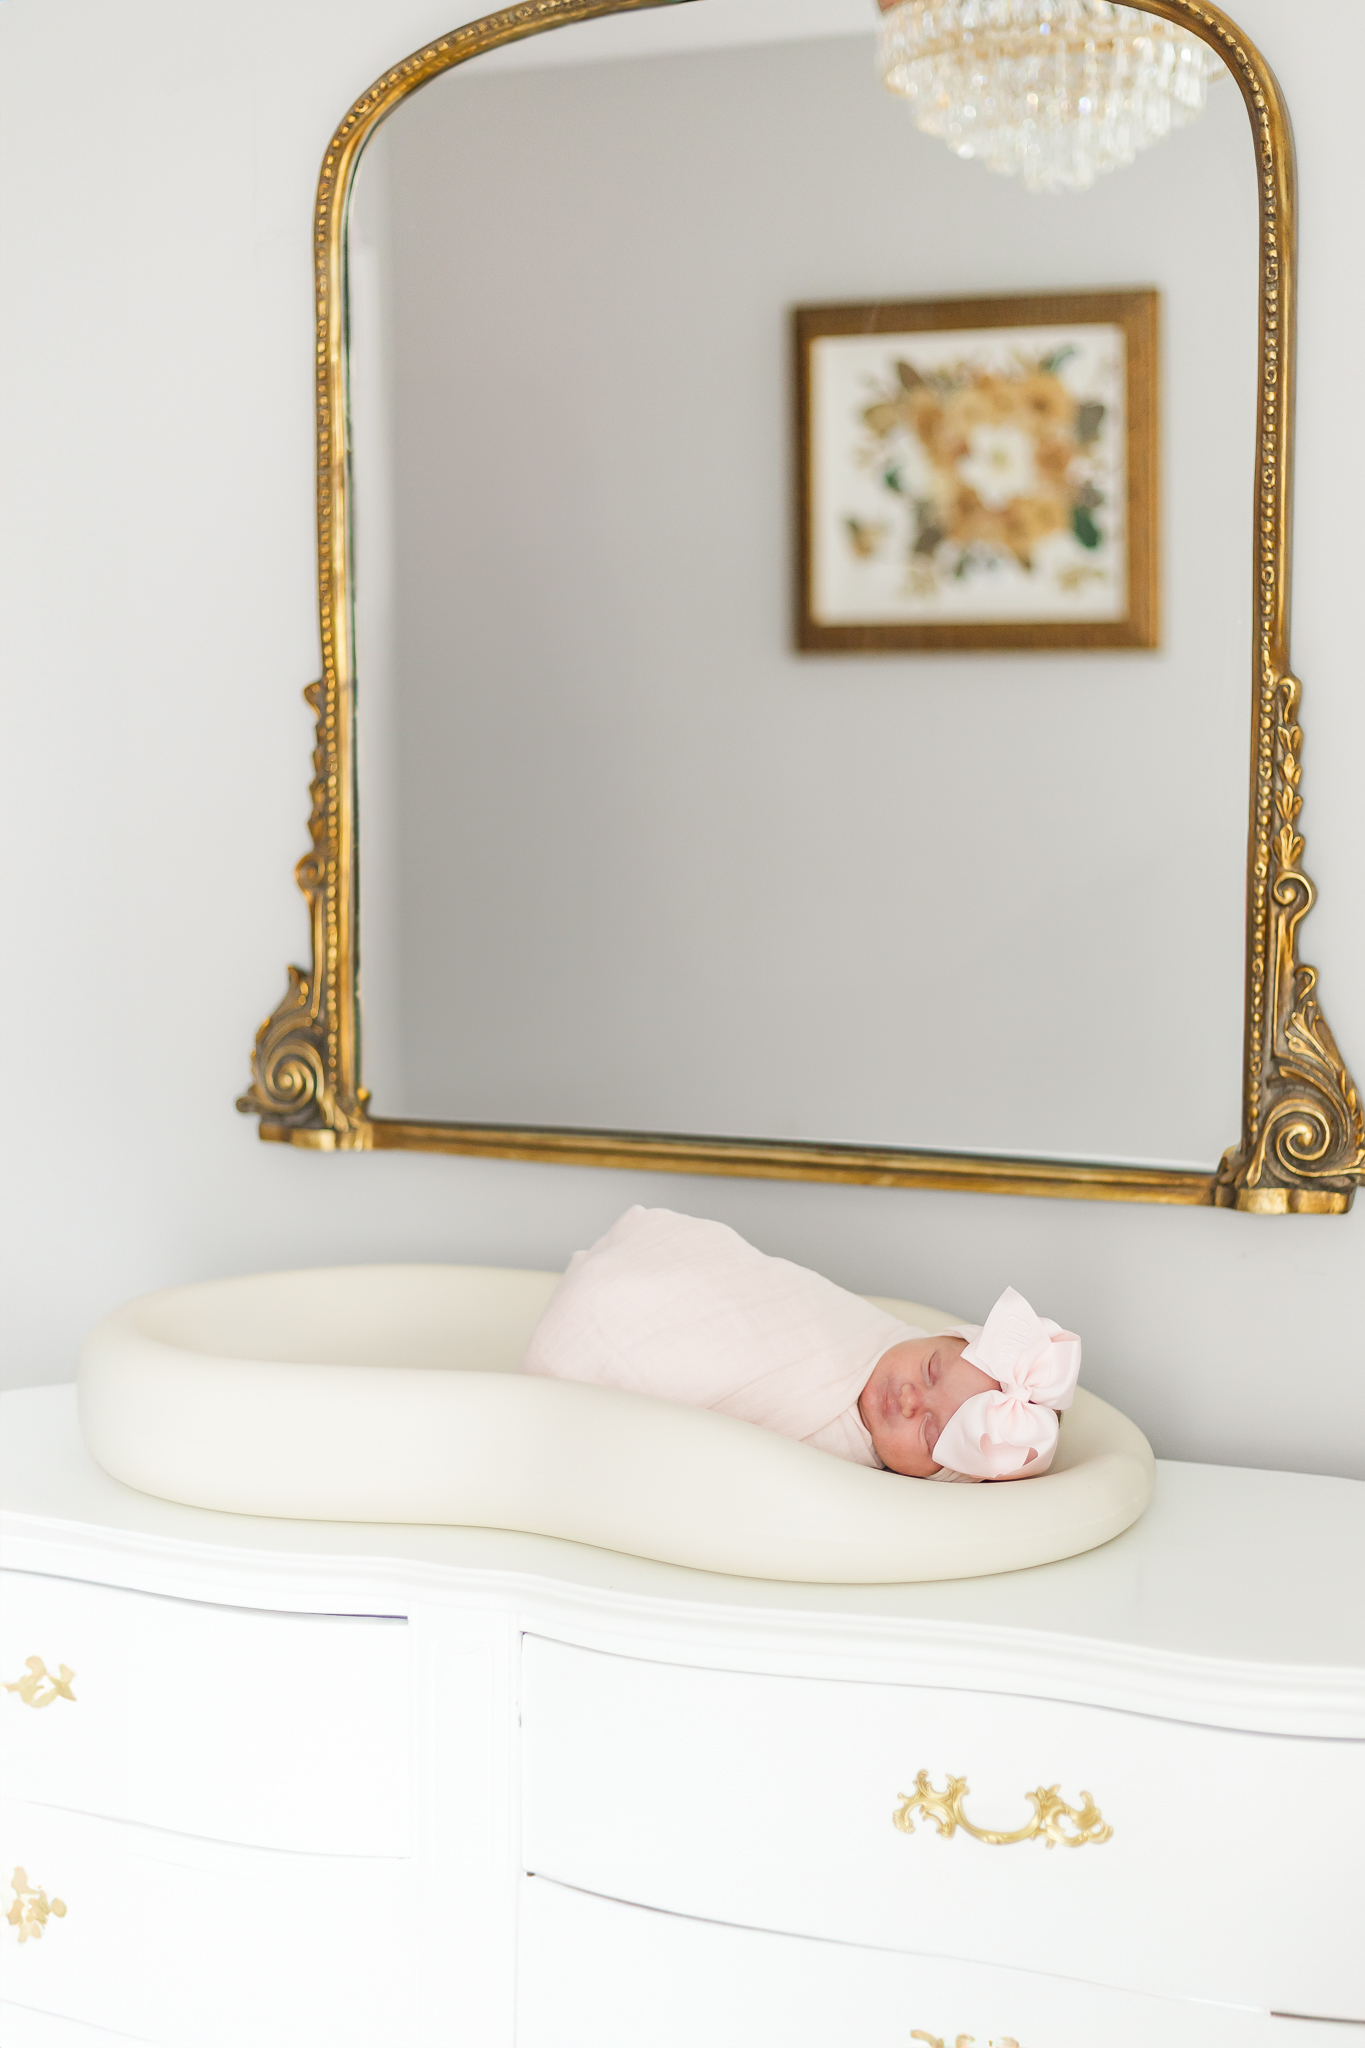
top-left (523, 1206), bottom-right (1080, 1482)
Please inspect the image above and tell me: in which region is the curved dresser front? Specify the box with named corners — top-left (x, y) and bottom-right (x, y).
top-left (1, 1385), bottom-right (1362, 2048)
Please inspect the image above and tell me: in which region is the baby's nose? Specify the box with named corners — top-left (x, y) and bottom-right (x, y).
top-left (897, 1382), bottom-right (922, 1420)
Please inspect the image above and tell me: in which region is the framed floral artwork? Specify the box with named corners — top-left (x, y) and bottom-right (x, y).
top-left (794, 289), bottom-right (1158, 652)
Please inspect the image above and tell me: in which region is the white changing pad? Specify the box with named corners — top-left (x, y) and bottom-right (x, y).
top-left (77, 1264), bottom-right (1154, 1584)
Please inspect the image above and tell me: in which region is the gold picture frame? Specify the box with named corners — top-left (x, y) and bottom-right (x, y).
top-left (238, 0), bottom-right (1365, 1215)
top-left (794, 288), bottom-right (1159, 654)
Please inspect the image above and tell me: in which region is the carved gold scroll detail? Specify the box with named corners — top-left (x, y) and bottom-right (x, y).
top-left (1214, 672), bottom-right (1365, 1209)
top-left (238, 0), bottom-right (1362, 1211)
top-left (7, 1870), bottom-right (67, 1944)
top-left (4, 1657), bottom-right (76, 1708)
top-left (893, 1771), bottom-right (1113, 1849)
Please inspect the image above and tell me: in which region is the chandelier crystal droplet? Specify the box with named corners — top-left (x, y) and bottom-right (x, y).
top-left (877, 0), bottom-right (1224, 193)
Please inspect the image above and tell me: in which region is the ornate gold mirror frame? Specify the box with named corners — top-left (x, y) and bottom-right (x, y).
top-left (239, 0), bottom-right (1365, 1213)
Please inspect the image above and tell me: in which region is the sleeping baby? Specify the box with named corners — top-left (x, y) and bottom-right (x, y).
top-left (523, 1206), bottom-right (1080, 1482)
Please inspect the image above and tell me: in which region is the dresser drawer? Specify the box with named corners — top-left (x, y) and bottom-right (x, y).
top-left (0, 2007), bottom-right (140, 2048)
top-left (1, 1571), bottom-right (408, 1856)
top-left (520, 1637), bottom-right (1365, 2019)
top-left (0, 1799), bottom-right (417, 2048)
top-left (518, 1877), bottom-right (1361, 2048)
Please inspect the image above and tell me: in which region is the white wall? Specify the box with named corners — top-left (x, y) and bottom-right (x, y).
top-left (2, 0), bottom-right (1362, 1481)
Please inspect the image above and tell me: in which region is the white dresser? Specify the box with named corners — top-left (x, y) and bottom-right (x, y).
top-left (2, 1384), bottom-right (1362, 2048)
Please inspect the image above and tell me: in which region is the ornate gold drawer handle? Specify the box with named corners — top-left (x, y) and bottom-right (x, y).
top-left (7, 1869), bottom-right (67, 1944)
top-left (912, 2035), bottom-right (1020, 2048)
top-left (893, 1770), bottom-right (1112, 1848)
top-left (4, 1657), bottom-right (76, 1709)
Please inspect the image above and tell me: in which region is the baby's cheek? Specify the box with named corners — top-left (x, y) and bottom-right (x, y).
top-left (935, 1388), bottom-right (968, 1432)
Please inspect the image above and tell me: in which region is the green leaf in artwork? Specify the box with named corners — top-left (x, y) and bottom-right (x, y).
top-left (1072, 504), bottom-right (1102, 549)
top-left (1039, 344), bottom-right (1077, 374)
top-left (912, 508), bottom-right (946, 557)
top-left (882, 466), bottom-right (906, 495)
top-left (1076, 401), bottom-right (1106, 445)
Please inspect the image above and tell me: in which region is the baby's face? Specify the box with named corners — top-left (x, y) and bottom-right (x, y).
top-left (858, 1333), bottom-right (1000, 1477)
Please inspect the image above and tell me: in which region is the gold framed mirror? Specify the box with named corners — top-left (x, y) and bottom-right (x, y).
top-left (239, 0), bottom-right (1365, 1214)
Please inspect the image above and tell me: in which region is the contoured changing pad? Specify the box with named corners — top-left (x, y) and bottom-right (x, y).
top-left (78, 1263), bottom-right (1155, 1584)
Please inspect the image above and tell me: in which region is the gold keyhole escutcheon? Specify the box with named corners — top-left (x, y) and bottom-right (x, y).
top-left (893, 1771), bottom-right (1112, 1848)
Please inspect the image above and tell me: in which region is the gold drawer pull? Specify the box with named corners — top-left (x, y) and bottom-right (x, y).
top-left (4, 1658), bottom-right (76, 1709)
top-left (912, 2035), bottom-right (1020, 2048)
top-left (894, 1770), bottom-right (1112, 1848)
top-left (7, 1869), bottom-right (67, 1944)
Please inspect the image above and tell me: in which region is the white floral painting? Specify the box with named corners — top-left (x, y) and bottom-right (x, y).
top-left (797, 295), bottom-right (1156, 651)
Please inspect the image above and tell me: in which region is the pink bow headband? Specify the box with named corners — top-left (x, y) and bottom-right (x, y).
top-left (932, 1286), bottom-right (1081, 1481)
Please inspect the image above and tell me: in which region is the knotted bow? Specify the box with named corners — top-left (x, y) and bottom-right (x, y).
top-left (932, 1286), bottom-right (1081, 1481)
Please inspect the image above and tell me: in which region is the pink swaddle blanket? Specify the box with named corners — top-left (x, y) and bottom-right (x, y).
top-left (522, 1206), bottom-right (923, 1471)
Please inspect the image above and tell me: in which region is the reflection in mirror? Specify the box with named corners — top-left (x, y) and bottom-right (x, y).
top-left (347, 5), bottom-right (1253, 1169)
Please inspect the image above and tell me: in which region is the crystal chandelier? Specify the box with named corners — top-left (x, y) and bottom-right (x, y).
top-left (877, 0), bottom-right (1224, 194)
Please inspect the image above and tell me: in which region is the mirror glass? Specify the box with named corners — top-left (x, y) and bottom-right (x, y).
top-left (347, 0), bottom-right (1253, 1169)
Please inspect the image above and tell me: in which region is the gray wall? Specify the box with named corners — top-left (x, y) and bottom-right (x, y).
top-left (2, 0), bottom-right (1362, 1486)
top-left (357, 33), bottom-right (1256, 1168)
